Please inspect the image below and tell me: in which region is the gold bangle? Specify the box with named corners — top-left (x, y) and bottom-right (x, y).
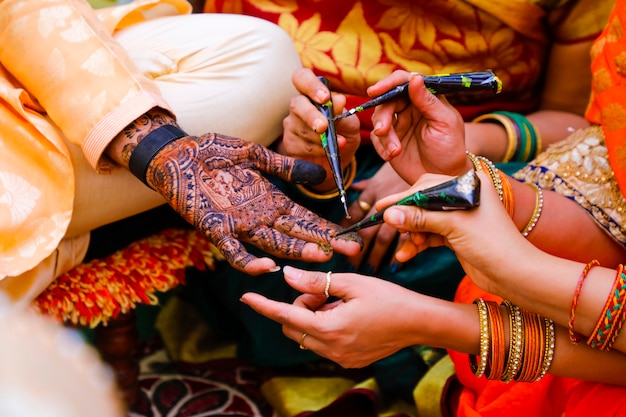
top-left (521, 183), bottom-right (543, 237)
top-left (295, 156), bottom-right (357, 200)
top-left (470, 298), bottom-right (491, 378)
top-left (466, 151), bottom-right (482, 172)
top-left (467, 152), bottom-right (515, 217)
top-left (472, 113), bottom-right (518, 163)
top-left (478, 155), bottom-right (504, 203)
top-left (501, 301), bottom-right (523, 383)
top-left (536, 317), bottom-right (555, 381)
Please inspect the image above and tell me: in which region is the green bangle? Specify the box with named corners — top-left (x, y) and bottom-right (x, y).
top-left (493, 111), bottom-right (540, 162)
top-left (128, 124), bottom-right (188, 188)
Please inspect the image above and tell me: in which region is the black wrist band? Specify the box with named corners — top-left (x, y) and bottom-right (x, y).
top-left (128, 124), bottom-right (188, 187)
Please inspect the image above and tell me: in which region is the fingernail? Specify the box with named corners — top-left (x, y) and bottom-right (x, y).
top-left (312, 120), bottom-right (323, 133)
top-left (386, 207), bottom-right (406, 225)
top-left (283, 265), bottom-right (301, 280)
top-left (373, 121), bottom-right (383, 133)
top-left (344, 263), bottom-right (355, 272)
top-left (315, 89), bottom-right (326, 103)
top-left (364, 264), bottom-right (374, 275)
top-left (390, 262), bottom-right (400, 274)
top-left (268, 266), bottom-right (281, 273)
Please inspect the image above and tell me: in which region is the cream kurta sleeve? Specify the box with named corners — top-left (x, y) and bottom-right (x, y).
top-left (0, 0), bottom-right (191, 169)
top-left (0, 0), bottom-right (189, 280)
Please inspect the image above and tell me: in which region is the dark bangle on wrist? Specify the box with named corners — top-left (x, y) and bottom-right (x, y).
top-left (128, 124), bottom-right (188, 187)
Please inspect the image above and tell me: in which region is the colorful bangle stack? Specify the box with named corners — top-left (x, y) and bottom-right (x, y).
top-left (472, 111), bottom-right (542, 163)
top-left (568, 260), bottom-right (601, 344)
top-left (471, 298), bottom-right (555, 383)
top-left (467, 152), bottom-right (545, 238)
top-left (466, 152), bottom-right (515, 218)
top-left (587, 264), bottom-right (626, 351)
top-left (295, 156), bottom-right (357, 200)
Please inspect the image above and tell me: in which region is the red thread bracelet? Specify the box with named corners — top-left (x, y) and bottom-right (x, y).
top-left (569, 260), bottom-right (600, 344)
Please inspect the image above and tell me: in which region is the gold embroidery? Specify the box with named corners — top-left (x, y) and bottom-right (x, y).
top-left (513, 125), bottom-right (626, 246)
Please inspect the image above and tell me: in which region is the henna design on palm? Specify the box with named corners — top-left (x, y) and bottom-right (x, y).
top-left (145, 133), bottom-right (344, 273)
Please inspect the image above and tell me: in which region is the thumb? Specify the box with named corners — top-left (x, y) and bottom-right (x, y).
top-left (407, 73), bottom-right (456, 121)
top-left (383, 204), bottom-right (450, 236)
top-left (253, 145), bottom-right (327, 185)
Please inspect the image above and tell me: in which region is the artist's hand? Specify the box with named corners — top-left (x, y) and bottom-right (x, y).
top-left (146, 133), bottom-right (362, 275)
top-left (343, 162), bottom-right (410, 273)
top-left (379, 172), bottom-right (534, 293)
top-left (278, 68), bottom-right (361, 193)
top-left (241, 266), bottom-right (432, 368)
top-left (369, 71), bottom-right (471, 185)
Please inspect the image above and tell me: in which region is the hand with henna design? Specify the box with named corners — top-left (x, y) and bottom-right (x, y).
top-left (145, 134), bottom-right (363, 275)
top-left (105, 109), bottom-right (362, 275)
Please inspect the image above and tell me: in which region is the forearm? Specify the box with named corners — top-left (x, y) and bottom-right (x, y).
top-left (477, 238), bottom-right (626, 357)
top-left (465, 40), bottom-right (593, 162)
top-left (507, 177), bottom-right (626, 266)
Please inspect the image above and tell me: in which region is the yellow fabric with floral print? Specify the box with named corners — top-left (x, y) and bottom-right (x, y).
top-left (204, 0), bottom-right (612, 120)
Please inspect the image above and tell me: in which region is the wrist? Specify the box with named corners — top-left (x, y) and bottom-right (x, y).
top-left (429, 300), bottom-right (481, 354)
top-left (128, 124), bottom-right (188, 188)
top-left (471, 112), bottom-right (541, 163)
top-left (465, 121), bottom-right (508, 160)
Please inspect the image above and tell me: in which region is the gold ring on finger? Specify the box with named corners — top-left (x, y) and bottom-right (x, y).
top-left (358, 200), bottom-right (372, 212)
top-left (299, 332), bottom-right (308, 350)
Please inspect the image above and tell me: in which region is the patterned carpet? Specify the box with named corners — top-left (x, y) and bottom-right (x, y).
top-left (125, 337), bottom-right (412, 417)
top-left (129, 340), bottom-right (276, 417)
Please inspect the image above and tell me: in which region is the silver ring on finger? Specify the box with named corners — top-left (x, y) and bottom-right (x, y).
top-left (325, 271), bottom-right (332, 298)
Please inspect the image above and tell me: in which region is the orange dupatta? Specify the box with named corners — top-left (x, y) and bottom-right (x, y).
top-left (586, 0), bottom-right (626, 198)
